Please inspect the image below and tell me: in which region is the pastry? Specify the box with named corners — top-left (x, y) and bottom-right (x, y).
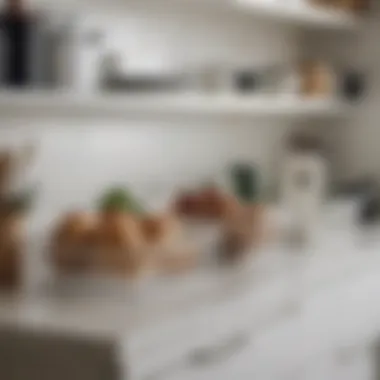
top-left (140, 213), bottom-right (180, 245)
top-left (95, 212), bottom-right (147, 277)
top-left (175, 186), bottom-right (241, 221)
top-left (50, 211), bottom-right (98, 274)
top-left (98, 212), bottom-right (143, 250)
top-left (52, 211), bottom-right (98, 243)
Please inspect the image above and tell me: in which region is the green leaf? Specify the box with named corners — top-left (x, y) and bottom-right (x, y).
top-left (98, 187), bottom-right (145, 214)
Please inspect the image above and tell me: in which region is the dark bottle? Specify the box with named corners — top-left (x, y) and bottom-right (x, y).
top-left (231, 163), bottom-right (260, 203)
top-left (358, 189), bottom-right (380, 225)
top-left (0, 0), bottom-right (34, 87)
top-left (234, 71), bottom-right (260, 94)
top-left (341, 71), bottom-right (366, 102)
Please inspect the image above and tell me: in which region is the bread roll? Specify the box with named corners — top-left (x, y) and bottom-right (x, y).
top-left (95, 212), bottom-right (147, 277)
top-left (97, 212), bottom-right (143, 250)
top-left (50, 211), bottom-right (98, 274)
top-left (52, 211), bottom-right (98, 244)
top-left (140, 213), bottom-right (180, 245)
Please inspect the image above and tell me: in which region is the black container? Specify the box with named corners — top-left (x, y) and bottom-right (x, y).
top-left (341, 71), bottom-right (366, 102)
top-left (0, 2), bottom-right (35, 87)
top-left (358, 193), bottom-right (380, 225)
top-left (234, 71), bottom-right (261, 93)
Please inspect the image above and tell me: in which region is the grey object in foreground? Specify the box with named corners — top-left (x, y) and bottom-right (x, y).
top-left (0, 325), bottom-right (121, 380)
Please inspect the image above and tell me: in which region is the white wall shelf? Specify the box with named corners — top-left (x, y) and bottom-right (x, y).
top-left (234, 0), bottom-right (358, 30)
top-left (68, 0), bottom-right (358, 30)
top-left (0, 92), bottom-right (346, 120)
top-left (40, 0), bottom-right (358, 30)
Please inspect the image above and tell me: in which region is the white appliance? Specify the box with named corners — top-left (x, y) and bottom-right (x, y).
top-left (281, 151), bottom-right (328, 243)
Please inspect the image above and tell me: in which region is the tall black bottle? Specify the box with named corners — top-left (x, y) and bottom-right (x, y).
top-left (0, 0), bottom-right (34, 87)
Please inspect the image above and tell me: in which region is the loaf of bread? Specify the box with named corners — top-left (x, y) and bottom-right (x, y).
top-left (175, 187), bottom-right (242, 221)
top-left (50, 207), bottom-right (199, 278)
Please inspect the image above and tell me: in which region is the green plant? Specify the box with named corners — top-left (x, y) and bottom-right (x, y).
top-left (98, 187), bottom-right (145, 214)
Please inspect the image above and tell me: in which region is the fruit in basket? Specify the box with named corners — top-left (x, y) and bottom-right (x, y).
top-left (50, 211), bottom-right (99, 274)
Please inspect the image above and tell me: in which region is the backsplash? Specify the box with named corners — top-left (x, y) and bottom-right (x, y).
top-left (0, 1), bottom-right (299, 230)
top-left (6, 119), bottom-right (295, 231)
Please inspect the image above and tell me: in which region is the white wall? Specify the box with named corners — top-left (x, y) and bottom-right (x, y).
top-left (0, 1), bottom-right (300, 227)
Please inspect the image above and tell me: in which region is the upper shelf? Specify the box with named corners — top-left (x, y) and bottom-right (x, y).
top-left (98, 0), bottom-right (358, 30)
top-left (234, 0), bottom-right (358, 30)
top-left (0, 91), bottom-right (347, 120)
top-left (46, 0), bottom-right (359, 30)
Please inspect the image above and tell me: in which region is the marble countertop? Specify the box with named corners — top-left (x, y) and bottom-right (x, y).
top-left (1, 209), bottom-right (380, 340)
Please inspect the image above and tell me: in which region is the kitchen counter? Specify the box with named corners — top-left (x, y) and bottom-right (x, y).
top-left (1, 202), bottom-right (380, 379)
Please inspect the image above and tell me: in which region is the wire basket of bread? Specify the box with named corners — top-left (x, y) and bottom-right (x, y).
top-left (49, 187), bottom-right (199, 282)
top-left (49, 184), bottom-right (270, 286)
